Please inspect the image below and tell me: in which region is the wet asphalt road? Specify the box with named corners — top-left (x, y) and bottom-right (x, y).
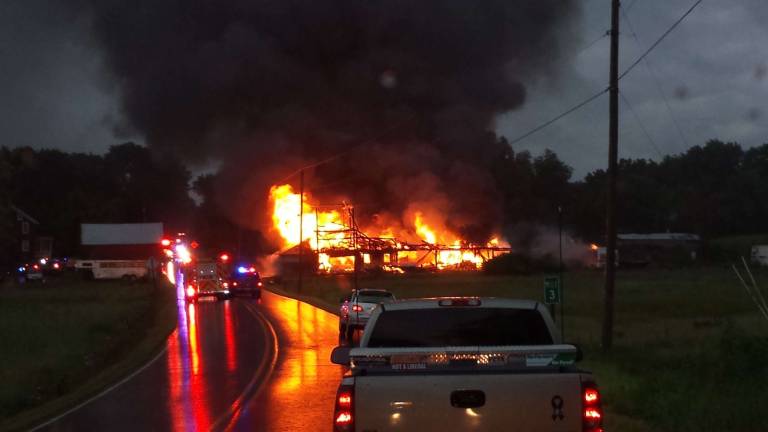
top-left (34, 289), bottom-right (342, 432)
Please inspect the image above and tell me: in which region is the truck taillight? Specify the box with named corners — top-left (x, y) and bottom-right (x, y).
top-left (333, 384), bottom-right (354, 432)
top-left (352, 304), bottom-right (363, 312)
top-left (582, 381), bottom-right (603, 432)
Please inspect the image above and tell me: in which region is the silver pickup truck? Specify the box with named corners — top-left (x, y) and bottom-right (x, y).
top-left (330, 297), bottom-right (603, 432)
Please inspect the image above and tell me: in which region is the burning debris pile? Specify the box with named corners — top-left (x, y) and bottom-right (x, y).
top-left (270, 184), bottom-right (510, 273)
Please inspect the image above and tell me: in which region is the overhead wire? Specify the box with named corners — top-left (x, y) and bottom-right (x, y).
top-left (506, 89), bottom-right (608, 146)
top-left (507, 0), bottom-right (703, 147)
top-left (620, 91), bottom-right (664, 159)
top-left (621, 8), bottom-right (690, 152)
top-left (619, 0), bottom-right (704, 80)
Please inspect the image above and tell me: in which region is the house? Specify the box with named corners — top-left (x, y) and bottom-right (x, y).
top-left (10, 205), bottom-right (52, 264)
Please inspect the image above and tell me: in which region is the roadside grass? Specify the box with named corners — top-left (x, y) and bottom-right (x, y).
top-left (277, 266), bottom-right (768, 432)
top-left (0, 276), bottom-right (176, 431)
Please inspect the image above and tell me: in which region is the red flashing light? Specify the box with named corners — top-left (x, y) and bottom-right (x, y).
top-left (220, 253), bottom-right (229, 262)
top-left (186, 286), bottom-right (196, 298)
top-left (53, 263), bottom-right (60, 269)
top-left (257, 281), bottom-right (263, 287)
top-left (352, 304), bottom-right (363, 312)
top-left (249, 267), bottom-right (256, 273)
top-left (190, 241), bottom-right (199, 249)
top-left (161, 239), bottom-right (171, 247)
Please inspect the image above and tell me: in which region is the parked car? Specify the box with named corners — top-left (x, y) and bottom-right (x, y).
top-left (339, 289), bottom-right (396, 341)
top-left (227, 266), bottom-right (263, 299)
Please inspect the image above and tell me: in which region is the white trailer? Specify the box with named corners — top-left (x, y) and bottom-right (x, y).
top-left (78, 223), bottom-right (163, 279)
top-left (75, 260), bottom-right (148, 280)
top-left (752, 245), bottom-right (768, 266)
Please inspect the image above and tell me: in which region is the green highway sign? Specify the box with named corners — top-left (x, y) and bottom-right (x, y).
top-left (544, 276), bottom-right (561, 305)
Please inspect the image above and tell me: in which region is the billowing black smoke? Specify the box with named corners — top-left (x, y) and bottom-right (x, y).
top-left (74, 0), bottom-right (580, 243)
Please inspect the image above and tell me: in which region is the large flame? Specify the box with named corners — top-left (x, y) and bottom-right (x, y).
top-left (269, 183), bottom-right (508, 272)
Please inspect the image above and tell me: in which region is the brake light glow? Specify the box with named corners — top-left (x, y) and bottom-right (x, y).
top-left (582, 381), bottom-right (603, 432)
top-left (352, 304), bottom-right (363, 312)
top-left (438, 298), bottom-right (481, 307)
top-left (161, 239), bottom-right (171, 247)
top-left (335, 412), bottom-right (352, 425)
top-left (257, 281), bottom-right (263, 287)
top-left (333, 385), bottom-right (354, 431)
top-left (584, 388), bottom-right (599, 404)
top-left (338, 392), bottom-right (352, 408)
top-left (584, 409), bottom-right (601, 420)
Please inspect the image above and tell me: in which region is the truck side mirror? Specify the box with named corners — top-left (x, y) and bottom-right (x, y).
top-left (574, 345), bottom-right (583, 362)
top-left (331, 346), bottom-right (351, 366)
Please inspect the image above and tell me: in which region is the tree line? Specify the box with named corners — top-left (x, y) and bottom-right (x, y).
top-left (2, 138), bottom-right (767, 269)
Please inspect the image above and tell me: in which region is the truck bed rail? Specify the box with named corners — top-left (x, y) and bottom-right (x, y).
top-left (349, 344), bottom-right (579, 372)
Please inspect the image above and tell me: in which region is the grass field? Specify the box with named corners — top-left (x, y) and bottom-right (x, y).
top-left (278, 266), bottom-right (768, 432)
top-left (0, 276), bottom-right (176, 430)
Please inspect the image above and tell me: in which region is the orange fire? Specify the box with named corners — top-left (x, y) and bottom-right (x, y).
top-left (269, 183), bottom-right (508, 272)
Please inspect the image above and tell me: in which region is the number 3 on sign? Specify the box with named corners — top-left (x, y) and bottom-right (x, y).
top-left (544, 276), bottom-right (561, 305)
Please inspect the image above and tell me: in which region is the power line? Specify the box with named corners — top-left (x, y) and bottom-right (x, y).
top-left (621, 8), bottom-right (690, 152)
top-left (506, 89), bottom-right (608, 146)
top-left (620, 91), bottom-right (664, 159)
top-left (579, 30), bottom-right (610, 54)
top-left (619, 0), bottom-right (704, 80)
top-left (504, 0), bottom-right (702, 149)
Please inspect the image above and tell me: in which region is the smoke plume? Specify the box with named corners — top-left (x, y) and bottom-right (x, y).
top-left (74, 0), bottom-right (581, 244)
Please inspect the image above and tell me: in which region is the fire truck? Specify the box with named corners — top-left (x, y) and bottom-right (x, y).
top-left (184, 259), bottom-right (231, 303)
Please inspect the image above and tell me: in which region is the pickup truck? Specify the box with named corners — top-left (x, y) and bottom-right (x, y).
top-left (330, 297), bottom-right (603, 432)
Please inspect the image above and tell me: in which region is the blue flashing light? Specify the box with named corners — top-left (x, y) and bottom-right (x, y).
top-left (18, 267), bottom-right (25, 272)
top-left (237, 266), bottom-right (248, 274)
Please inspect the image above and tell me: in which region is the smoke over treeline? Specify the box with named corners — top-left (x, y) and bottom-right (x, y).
top-left (72, 0), bottom-right (581, 244)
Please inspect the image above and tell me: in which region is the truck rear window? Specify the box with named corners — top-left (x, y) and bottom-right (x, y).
top-left (367, 308), bottom-right (553, 347)
top-left (357, 292), bottom-right (394, 303)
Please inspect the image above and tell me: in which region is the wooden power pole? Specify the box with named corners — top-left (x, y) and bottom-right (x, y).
top-left (602, 0), bottom-right (621, 351)
top-left (298, 169), bottom-right (304, 295)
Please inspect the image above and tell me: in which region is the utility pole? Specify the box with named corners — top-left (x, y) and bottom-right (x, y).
top-left (603, 0), bottom-right (621, 351)
top-left (558, 205), bottom-right (564, 341)
top-left (298, 169), bottom-right (304, 295)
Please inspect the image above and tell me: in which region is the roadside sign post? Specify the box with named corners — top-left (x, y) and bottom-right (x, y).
top-left (544, 276), bottom-right (561, 323)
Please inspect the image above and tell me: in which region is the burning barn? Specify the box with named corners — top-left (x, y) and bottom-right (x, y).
top-left (270, 184), bottom-right (511, 275)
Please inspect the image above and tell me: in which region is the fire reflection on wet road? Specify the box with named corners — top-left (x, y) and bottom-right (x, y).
top-left (35, 299), bottom-right (273, 432)
top-left (33, 289), bottom-right (341, 432)
top-left (229, 289), bottom-right (342, 431)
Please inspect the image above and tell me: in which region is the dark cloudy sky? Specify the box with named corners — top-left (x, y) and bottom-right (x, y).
top-left (2, 0), bottom-right (766, 177)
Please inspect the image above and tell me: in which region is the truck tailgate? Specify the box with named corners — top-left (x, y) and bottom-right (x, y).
top-left (355, 372), bottom-right (583, 432)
